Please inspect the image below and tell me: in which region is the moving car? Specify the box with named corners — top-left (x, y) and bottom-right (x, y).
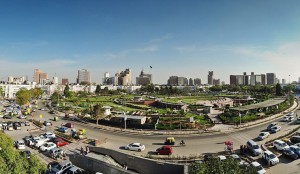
top-left (282, 148), bottom-right (298, 160)
top-left (164, 137), bottom-right (175, 145)
top-left (270, 125), bottom-right (281, 133)
top-left (296, 117), bottom-right (300, 124)
top-left (125, 143), bottom-right (145, 152)
top-left (257, 132), bottom-right (270, 141)
top-left (286, 111), bottom-right (294, 116)
top-left (267, 122), bottom-right (277, 131)
top-left (156, 145), bottom-right (173, 155)
top-left (281, 116), bottom-right (288, 122)
top-left (251, 161), bottom-right (266, 174)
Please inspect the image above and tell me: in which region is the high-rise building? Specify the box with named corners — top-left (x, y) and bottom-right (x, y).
top-left (136, 70), bottom-right (152, 85)
top-left (115, 68), bottom-right (132, 86)
top-left (62, 78), bottom-right (69, 85)
top-left (39, 73), bottom-right (48, 84)
top-left (53, 76), bottom-right (59, 85)
top-left (208, 71), bottom-right (214, 85)
top-left (178, 77), bottom-right (188, 86)
top-left (77, 69), bottom-right (91, 84)
top-left (266, 73), bottom-right (276, 85)
top-left (189, 78), bottom-right (194, 86)
top-left (230, 72), bottom-right (266, 85)
top-left (33, 69), bottom-right (42, 83)
top-left (194, 78), bottom-right (201, 86)
top-left (103, 72), bottom-right (110, 85)
top-left (282, 79), bottom-right (286, 85)
top-left (213, 79), bottom-right (220, 85)
top-left (167, 76), bottom-right (188, 86)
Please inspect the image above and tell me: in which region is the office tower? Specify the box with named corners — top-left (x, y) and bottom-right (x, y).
top-left (208, 71), bottom-right (214, 85)
top-left (282, 79), bottom-right (286, 85)
top-left (39, 73), bottom-right (48, 84)
top-left (8, 76), bottom-right (13, 83)
top-left (194, 78), bottom-right (201, 86)
top-left (53, 76), bottom-right (59, 85)
top-left (167, 76), bottom-right (178, 86)
top-left (77, 69), bottom-right (91, 84)
top-left (114, 68), bottom-right (132, 86)
top-left (33, 69), bottom-right (42, 83)
top-left (136, 70), bottom-right (152, 85)
top-left (266, 73), bottom-right (276, 85)
top-left (189, 78), bottom-right (194, 86)
top-left (213, 79), bottom-right (220, 85)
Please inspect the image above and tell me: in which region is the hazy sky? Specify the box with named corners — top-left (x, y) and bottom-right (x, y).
top-left (1, 0), bottom-right (300, 84)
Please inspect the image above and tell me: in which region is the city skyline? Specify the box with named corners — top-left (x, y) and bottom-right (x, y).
top-left (1, 1), bottom-right (300, 83)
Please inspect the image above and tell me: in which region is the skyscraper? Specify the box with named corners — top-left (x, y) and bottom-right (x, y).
top-left (33, 69), bottom-right (42, 83)
top-left (208, 71), bottom-right (214, 85)
top-left (189, 78), bottom-right (194, 86)
top-left (115, 68), bottom-right (132, 86)
top-left (194, 78), bottom-right (201, 86)
top-left (136, 70), bottom-right (152, 85)
top-left (266, 73), bottom-right (276, 85)
top-left (77, 69), bottom-right (91, 84)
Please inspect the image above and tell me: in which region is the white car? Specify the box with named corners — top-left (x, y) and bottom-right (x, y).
top-left (218, 155), bottom-right (226, 161)
top-left (262, 150), bottom-right (279, 166)
top-left (125, 143), bottom-right (145, 152)
top-left (16, 140), bottom-right (26, 150)
top-left (257, 132), bottom-right (270, 141)
top-left (296, 117), bottom-right (300, 124)
top-left (281, 116), bottom-right (288, 122)
top-left (40, 142), bottom-right (57, 151)
top-left (251, 161), bottom-right (266, 174)
top-left (286, 111), bottom-right (294, 116)
top-left (270, 125), bottom-right (281, 133)
top-left (230, 154), bottom-right (246, 165)
top-left (18, 115), bottom-right (27, 119)
top-left (42, 132), bottom-right (56, 139)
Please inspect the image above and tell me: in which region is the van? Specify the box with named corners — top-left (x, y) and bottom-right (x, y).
top-left (273, 140), bottom-right (289, 151)
top-left (246, 140), bottom-right (262, 156)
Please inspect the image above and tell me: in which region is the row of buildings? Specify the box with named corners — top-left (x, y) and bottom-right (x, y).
top-left (230, 72), bottom-right (277, 86)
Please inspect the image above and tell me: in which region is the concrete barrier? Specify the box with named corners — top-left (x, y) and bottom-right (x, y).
top-left (89, 146), bottom-right (187, 174)
top-left (69, 154), bottom-right (135, 174)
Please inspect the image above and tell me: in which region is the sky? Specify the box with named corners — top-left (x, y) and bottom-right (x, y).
top-left (1, 0), bottom-right (300, 84)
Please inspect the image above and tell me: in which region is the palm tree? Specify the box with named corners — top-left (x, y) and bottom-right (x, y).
top-left (93, 103), bottom-right (105, 125)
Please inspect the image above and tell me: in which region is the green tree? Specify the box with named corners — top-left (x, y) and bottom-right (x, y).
top-left (0, 132), bottom-right (46, 174)
top-left (30, 88), bottom-right (42, 99)
top-left (16, 88), bottom-right (32, 105)
top-left (189, 157), bottom-right (256, 174)
top-left (64, 85), bottom-right (71, 98)
top-left (92, 103), bottom-right (106, 125)
top-left (0, 87), bottom-right (3, 99)
top-left (95, 85), bottom-right (101, 94)
top-left (276, 83), bottom-right (282, 96)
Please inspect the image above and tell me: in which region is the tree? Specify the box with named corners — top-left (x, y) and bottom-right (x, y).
top-left (64, 85), bottom-right (71, 98)
top-left (0, 132), bottom-right (46, 173)
top-left (95, 85), bottom-right (101, 94)
top-left (16, 88), bottom-right (32, 105)
top-left (92, 103), bottom-right (106, 125)
top-left (0, 87), bottom-right (3, 99)
top-left (276, 83), bottom-right (282, 96)
top-left (189, 157), bottom-right (256, 174)
top-left (30, 88), bottom-right (42, 99)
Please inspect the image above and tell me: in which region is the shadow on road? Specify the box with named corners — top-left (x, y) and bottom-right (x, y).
top-left (152, 143), bottom-right (164, 145)
top-left (147, 151), bottom-right (158, 155)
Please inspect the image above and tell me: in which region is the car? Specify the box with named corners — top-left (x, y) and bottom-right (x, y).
top-left (0, 113), bottom-right (3, 118)
top-left (290, 145), bottom-right (300, 156)
top-left (289, 136), bottom-right (300, 144)
top-left (156, 145), bottom-right (173, 155)
top-left (40, 142), bottom-right (57, 151)
top-left (64, 166), bottom-right (85, 174)
top-left (13, 122), bottom-right (21, 130)
top-left (262, 150), bottom-right (279, 166)
top-left (19, 121), bottom-right (25, 126)
top-left (230, 154), bottom-right (246, 165)
top-left (251, 161), bottom-right (266, 174)
top-left (54, 139), bottom-right (69, 147)
top-left (48, 148), bottom-right (64, 158)
top-left (164, 137), bottom-right (175, 145)
top-left (125, 143), bottom-right (145, 152)
top-left (49, 110), bottom-right (55, 114)
top-left (218, 155), bottom-right (227, 161)
top-left (16, 140), bottom-right (26, 150)
top-left (20, 150), bottom-right (31, 158)
top-left (257, 132), bottom-right (270, 141)
top-left (65, 123), bottom-right (74, 128)
top-left (296, 117), bottom-right (300, 124)
top-left (281, 116), bottom-right (289, 122)
top-left (58, 127), bottom-right (69, 133)
top-left (7, 122), bottom-right (13, 131)
top-left (270, 125), bottom-right (281, 133)
top-left (42, 132), bottom-right (56, 139)
top-left (282, 148), bottom-right (298, 160)
top-left (288, 116), bottom-right (294, 122)
top-left (48, 160), bottom-right (73, 174)
top-left (3, 115), bottom-right (12, 119)
top-left (44, 121), bottom-right (52, 126)
top-left (23, 136), bottom-right (33, 145)
top-left (18, 115), bottom-right (27, 119)
top-left (25, 121), bottom-right (30, 126)
top-left (2, 121), bottom-right (7, 127)
top-left (286, 111), bottom-right (294, 116)
top-left (246, 140), bottom-right (262, 156)
top-left (273, 140), bottom-right (289, 151)
top-left (41, 108), bottom-right (45, 111)
top-left (267, 122), bottom-right (277, 131)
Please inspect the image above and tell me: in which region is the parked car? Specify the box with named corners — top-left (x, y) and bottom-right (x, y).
top-left (65, 123), bottom-right (74, 128)
top-left (267, 122), bottom-right (277, 131)
top-left (282, 148), bottom-right (298, 160)
top-left (49, 160), bottom-right (73, 174)
top-left (64, 166), bottom-right (85, 174)
top-left (251, 161), bottom-right (266, 174)
top-left (25, 121), bottom-right (30, 126)
top-left (16, 140), bottom-right (26, 150)
top-left (20, 150), bottom-right (31, 158)
top-left (156, 145), bottom-right (173, 155)
top-left (289, 136), bottom-right (300, 144)
top-left (125, 143), bottom-right (145, 152)
top-left (273, 140), bottom-right (289, 151)
top-left (296, 117), bottom-right (300, 124)
top-left (262, 150), bottom-right (279, 166)
top-left (54, 138), bottom-right (69, 147)
top-left (48, 148), bottom-right (64, 158)
top-left (43, 121), bottom-right (51, 126)
top-left (290, 145), bottom-right (300, 156)
top-left (229, 154), bottom-right (246, 165)
top-left (42, 132), bottom-right (56, 139)
top-left (281, 116), bottom-right (289, 122)
top-left (270, 125), bottom-right (281, 133)
top-left (40, 142), bottom-right (57, 151)
top-left (18, 115), bottom-right (27, 119)
top-left (246, 140), bottom-right (262, 156)
top-left (7, 122), bottom-right (13, 131)
top-left (286, 111), bottom-right (294, 116)
top-left (58, 127), bottom-right (69, 133)
top-left (218, 155), bottom-right (227, 161)
top-left (257, 132), bottom-right (270, 141)
top-left (3, 115), bottom-right (12, 119)
top-left (13, 122), bottom-right (21, 130)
